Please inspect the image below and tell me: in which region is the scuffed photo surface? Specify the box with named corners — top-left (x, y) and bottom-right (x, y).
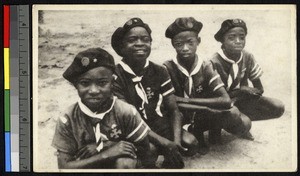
top-left (32, 5), bottom-right (296, 172)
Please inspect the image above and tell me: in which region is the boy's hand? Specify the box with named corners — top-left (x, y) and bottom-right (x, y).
top-left (161, 140), bottom-right (184, 168)
top-left (75, 144), bottom-right (98, 160)
top-left (240, 86), bottom-right (262, 97)
top-left (103, 141), bottom-right (137, 160)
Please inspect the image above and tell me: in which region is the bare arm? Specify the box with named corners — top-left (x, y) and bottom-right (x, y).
top-left (163, 94), bottom-right (183, 145)
top-left (251, 79), bottom-right (264, 95)
top-left (147, 130), bottom-right (184, 168)
top-left (176, 87), bottom-right (232, 109)
top-left (57, 141), bottom-right (137, 169)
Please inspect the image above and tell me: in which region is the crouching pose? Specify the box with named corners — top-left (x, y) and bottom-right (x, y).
top-left (112, 18), bottom-right (199, 168)
top-left (210, 19), bottom-right (285, 132)
top-left (52, 48), bottom-right (154, 169)
top-left (163, 17), bottom-right (252, 150)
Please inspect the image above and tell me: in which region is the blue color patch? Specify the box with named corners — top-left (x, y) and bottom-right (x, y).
top-left (5, 132), bottom-right (11, 172)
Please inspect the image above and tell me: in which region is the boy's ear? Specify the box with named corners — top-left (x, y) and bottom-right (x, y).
top-left (197, 37), bottom-right (201, 45)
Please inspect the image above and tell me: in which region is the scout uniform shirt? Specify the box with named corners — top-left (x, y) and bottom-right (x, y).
top-left (210, 50), bottom-right (263, 92)
top-left (164, 56), bottom-right (224, 99)
top-left (113, 60), bottom-right (175, 126)
top-left (52, 96), bottom-right (149, 156)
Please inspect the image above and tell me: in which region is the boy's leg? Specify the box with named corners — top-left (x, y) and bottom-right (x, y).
top-left (222, 106), bottom-right (252, 137)
top-left (236, 96), bottom-right (285, 121)
top-left (181, 129), bottom-right (199, 156)
top-left (115, 157), bottom-right (137, 169)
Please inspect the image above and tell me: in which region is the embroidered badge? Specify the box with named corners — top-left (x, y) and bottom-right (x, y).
top-left (146, 87), bottom-right (154, 99)
top-left (233, 19), bottom-right (241, 24)
top-left (126, 19), bottom-right (133, 26)
top-left (110, 124), bottom-right (121, 139)
top-left (187, 21), bottom-right (194, 28)
top-left (196, 85), bottom-right (203, 93)
top-left (81, 57), bottom-right (89, 67)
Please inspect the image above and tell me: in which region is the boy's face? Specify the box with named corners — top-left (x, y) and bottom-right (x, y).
top-left (172, 31), bottom-right (200, 61)
top-left (222, 27), bottom-right (246, 54)
top-left (121, 26), bottom-right (151, 63)
top-left (75, 67), bottom-right (113, 112)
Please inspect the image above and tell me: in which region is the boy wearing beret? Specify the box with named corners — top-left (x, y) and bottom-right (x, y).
top-left (163, 17), bottom-right (252, 148)
top-left (112, 18), bottom-right (198, 168)
top-left (52, 48), bottom-right (154, 169)
top-left (210, 19), bottom-right (285, 124)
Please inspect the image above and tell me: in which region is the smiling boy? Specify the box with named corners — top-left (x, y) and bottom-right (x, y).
top-left (210, 19), bottom-right (285, 124)
top-left (111, 18), bottom-right (200, 168)
top-left (52, 48), bottom-right (154, 169)
top-left (163, 17), bottom-right (251, 148)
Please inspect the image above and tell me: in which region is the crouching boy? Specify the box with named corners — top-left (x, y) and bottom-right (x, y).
top-left (52, 48), bottom-right (154, 169)
top-left (210, 19), bottom-right (285, 122)
top-left (163, 17), bottom-right (251, 148)
top-left (111, 18), bottom-right (199, 168)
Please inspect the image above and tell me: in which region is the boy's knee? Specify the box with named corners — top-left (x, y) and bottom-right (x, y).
top-left (115, 158), bottom-right (137, 169)
top-left (182, 131), bottom-right (198, 156)
top-left (224, 107), bottom-right (252, 136)
top-left (272, 101), bottom-right (285, 118)
top-left (240, 113), bottom-right (252, 132)
top-left (227, 106), bottom-right (241, 120)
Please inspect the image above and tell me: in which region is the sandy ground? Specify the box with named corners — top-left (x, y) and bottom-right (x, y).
top-left (33, 6), bottom-right (296, 172)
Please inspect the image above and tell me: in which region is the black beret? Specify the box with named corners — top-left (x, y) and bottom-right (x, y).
top-left (214, 19), bottom-right (248, 42)
top-left (111, 18), bottom-right (152, 57)
top-left (63, 48), bottom-right (115, 83)
top-left (165, 17), bottom-right (203, 39)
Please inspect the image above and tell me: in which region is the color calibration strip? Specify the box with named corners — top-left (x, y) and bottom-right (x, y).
top-left (4, 5), bottom-right (31, 172)
top-left (4, 5), bottom-right (11, 172)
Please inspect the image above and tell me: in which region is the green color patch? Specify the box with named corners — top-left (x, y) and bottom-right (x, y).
top-left (5, 90), bottom-right (10, 131)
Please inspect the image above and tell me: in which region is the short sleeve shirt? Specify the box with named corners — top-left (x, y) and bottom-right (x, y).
top-left (163, 58), bottom-right (224, 99)
top-left (210, 50), bottom-right (263, 92)
top-left (52, 98), bottom-right (149, 156)
top-left (113, 61), bottom-right (175, 125)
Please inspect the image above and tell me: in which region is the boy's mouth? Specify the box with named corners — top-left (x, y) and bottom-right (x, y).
top-left (86, 98), bottom-right (102, 103)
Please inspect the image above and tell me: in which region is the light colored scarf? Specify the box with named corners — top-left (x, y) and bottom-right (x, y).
top-left (173, 55), bottom-right (203, 98)
top-left (78, 96), bottom-right (115, 151)
top-left (119, 60), bottom-right (149, 119)
top-left (218, 50), bottom-right (243, 90)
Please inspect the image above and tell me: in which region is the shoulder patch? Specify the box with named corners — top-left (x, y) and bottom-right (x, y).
top-left (131, 106), bottom-right (137, 116)
top-left (59, 116), bottom-right (68, 124)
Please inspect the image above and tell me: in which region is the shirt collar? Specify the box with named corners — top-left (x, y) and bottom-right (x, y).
top-left (119, 59), bottom-right (149, 76)
top-left (172, 55), bottom-right (203, 77)
top-left (218, 49), bottom-right (243, 64)
top-left (78, 96), bottom-right (117, 119)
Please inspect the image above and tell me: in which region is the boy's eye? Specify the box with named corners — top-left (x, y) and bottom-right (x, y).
top-left (78, 80), bottom-right (91, 86)
top-left (125, 37), bottom-right (137, 43)
top-left (97, 80), bottom-right (109, 86)
top-left (141, 36), bottom-right (151, 42)
top-left (174, 42), bottom-right (183, 47)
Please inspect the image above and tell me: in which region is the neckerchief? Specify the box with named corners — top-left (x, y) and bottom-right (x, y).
top-left (78, 96), bottom-right (116, 150)
top-left (218, 50), bottom-right (243, 90)
top-left (173, 55), bottom-right (203, 98)
top-left (119, 60), bottom-right (149, 119)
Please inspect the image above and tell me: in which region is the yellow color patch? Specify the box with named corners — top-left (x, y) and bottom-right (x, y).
top-left (4, 48), bottom-right (10, 90)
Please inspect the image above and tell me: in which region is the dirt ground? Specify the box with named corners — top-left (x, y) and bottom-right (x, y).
top-left (33, 6), bottom-right (296, 172)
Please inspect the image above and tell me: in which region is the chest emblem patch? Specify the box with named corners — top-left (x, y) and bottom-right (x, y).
top-left (110, 124), bottom-right (122, 139)
top-left (196, 85), bottom-right (203, 93)
top-left (146, 87), bottom-right (154, 99)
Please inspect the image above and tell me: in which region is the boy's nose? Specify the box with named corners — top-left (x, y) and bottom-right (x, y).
top-left (135, 38), bottom-right (144, 45)
top-left (88, 84), bottom-right (100, 94)
top-left (182, 44), bottom-right (189, 50)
